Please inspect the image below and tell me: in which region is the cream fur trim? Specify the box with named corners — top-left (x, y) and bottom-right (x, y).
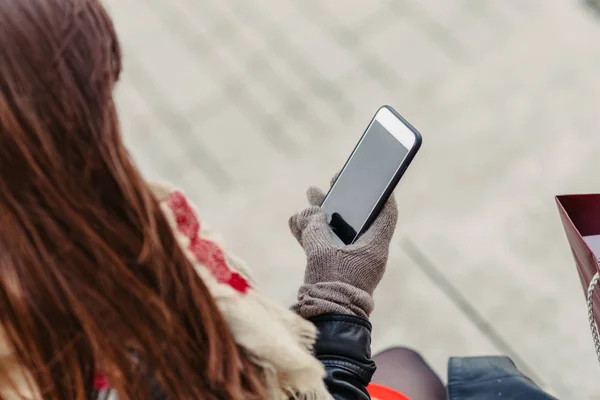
top-left (150, 182), bottom-right (332, 400)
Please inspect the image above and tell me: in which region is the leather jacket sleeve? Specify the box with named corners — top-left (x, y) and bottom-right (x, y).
top-left (309, 314), bottom-right (376, 400)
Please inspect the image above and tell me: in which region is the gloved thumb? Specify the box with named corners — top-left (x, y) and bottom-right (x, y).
top-left (307, 173), bottom-right (341, 206)
top-left (307, 186), bottom-right (326, 206)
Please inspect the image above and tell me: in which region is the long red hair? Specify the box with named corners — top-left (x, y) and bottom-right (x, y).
top-left (0, 0), bottom-right (266, 398)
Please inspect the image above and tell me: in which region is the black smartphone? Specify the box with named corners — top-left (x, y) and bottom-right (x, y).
top-left (320, 105), bottom-right (422, 245)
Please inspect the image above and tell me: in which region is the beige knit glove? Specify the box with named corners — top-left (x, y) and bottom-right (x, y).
top-left (290, 186), bottom-right (398, 318)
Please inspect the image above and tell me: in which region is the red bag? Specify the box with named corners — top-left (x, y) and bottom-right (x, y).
top-left (556, 194), bottom-right (600, 365)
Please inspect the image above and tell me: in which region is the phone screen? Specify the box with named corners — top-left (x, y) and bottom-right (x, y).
top-left (321, 119), bottom-right (410, 244)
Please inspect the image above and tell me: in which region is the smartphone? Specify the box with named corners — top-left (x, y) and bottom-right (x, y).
top-left (320, 105), bottom-right (422, 245)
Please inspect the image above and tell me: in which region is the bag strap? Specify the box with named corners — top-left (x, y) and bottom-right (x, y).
top-left (587, 271), bottom-right (600, 364)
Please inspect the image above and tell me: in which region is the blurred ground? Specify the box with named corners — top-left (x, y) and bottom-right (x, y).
top-left (106, 0), bottom-right (600, 397)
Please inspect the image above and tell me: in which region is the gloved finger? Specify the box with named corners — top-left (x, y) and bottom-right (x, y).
top-left (353, 194), bottom-right (398, 247)
top-left (369, 194), bottom-right (398, 240)
top-left (305, 173), bottom-right (340, 207)
top-left (289, 207), bottom-right (317, 243)
top-left (289, 206), bottom-right (335, 249)
top-left (307, 186), bottom-right (326, 206)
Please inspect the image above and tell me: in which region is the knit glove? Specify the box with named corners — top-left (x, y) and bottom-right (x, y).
top-left (289, 185), bottom-right (398, 319)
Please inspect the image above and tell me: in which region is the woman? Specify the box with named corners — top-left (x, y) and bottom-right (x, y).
top-left (0, 0), bottom-right (399, 398)
top-left (0, 0), bottom-right (562, 399)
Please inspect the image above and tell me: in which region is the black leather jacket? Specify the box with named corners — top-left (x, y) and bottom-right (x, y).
top-left (310, 314), bottom-right (558, 400)
top-left (309, 313), bottom-right (375, 400)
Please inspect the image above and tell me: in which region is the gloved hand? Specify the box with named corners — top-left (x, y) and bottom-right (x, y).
top-left (289, 185), bottom-right (398, 318)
